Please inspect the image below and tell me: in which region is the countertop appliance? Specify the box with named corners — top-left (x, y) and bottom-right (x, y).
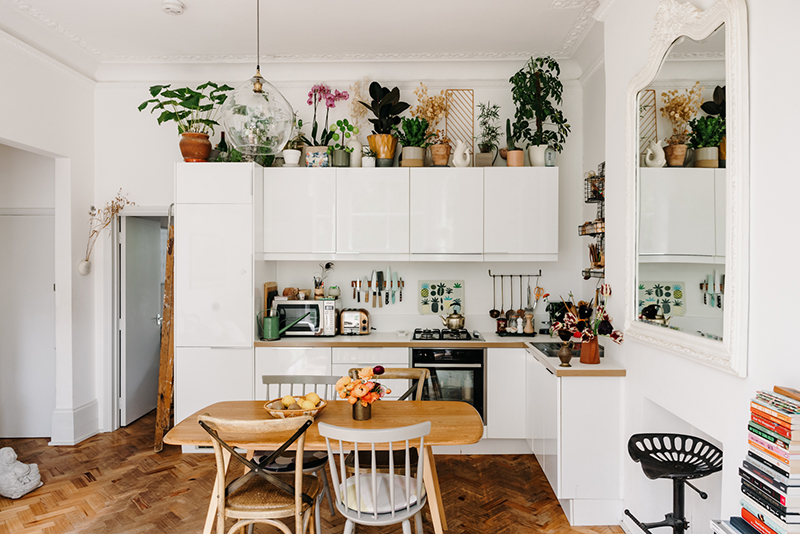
top-left (412, 347), bottom-right (485, 424)
top-left (340, 308), bottom-right (371, 335)
top-left (411, 328), bottom-right (482, 341)
top-left (272, 298), bottom-right (340, 337)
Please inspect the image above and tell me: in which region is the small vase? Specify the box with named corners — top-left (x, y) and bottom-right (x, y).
top-left (579, 336), bottom-right (600, 365)
top-left (281, 149), bottom-right (301, 166)
top-left (557, 341), bottom-right (573, 367)
top-left (528, 144), bottom-right (548, 167)
top-left (179, 132), bottom-right (212, 162)
top-left (331, 149), bottom-right (351, 167)
top-left (430, 143), bottom-right (451, 166)
top-left (664, 144), bottom-right (688, 167)
top-left (352, 402), bottom-right (372, 421)
top-left (348, 138), bottom-right (363, 167)
top-left (78, 260), bottom-right (92, 276)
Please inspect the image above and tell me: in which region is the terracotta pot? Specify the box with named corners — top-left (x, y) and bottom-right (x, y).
top-left (430, 143), bottom-right (451, 166)
top-left (506, 149), bottom-right (524, 167)
top-left (352, 402), bottom-right (372, 421)
top-left (579, 336), bottom-right (600, 365)
top-left (664, 144), bottom-right (689, 167)
top-left (367, 134), bottom-right (397, 160)
top-left (179, 132), bottom-right (212, 162)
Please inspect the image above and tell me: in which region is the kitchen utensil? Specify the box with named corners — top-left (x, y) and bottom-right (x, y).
top-left (517, 275), bottom-right (525, 316)
top-left (392, 272), bottom-right (398, 304)
top-left (258, 309), bottom-right (310, 341)
top-left (399, 278), bottom-right (404, 301)
top-left (371, 271), bottom-right (377, 308)
top-left (489, 276), bottom-right (500, 318)
top-left (363, 276), bottom-right (370, 303)
top-left (356, 279), bottom-right (361, 303)
top-left (439, 311), bottom-right (466, 330)
top-left (499, 276), bottom-right (505, 316)
top-left (377, 271), bottom-right (384, 308)
top-left (525, 276), bottom-right (533, 313)
top-left (385, 267), bottom-right (391, 305)
top-left (352, 280), bottom-right (357, 300)
top-left (506, 275), bottom-right (514, 319)
top-left (533, 285), bottom-right (544, 310)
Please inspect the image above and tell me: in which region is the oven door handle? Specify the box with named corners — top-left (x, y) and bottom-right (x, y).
top-left (416, 363), bottom-right (482, 368)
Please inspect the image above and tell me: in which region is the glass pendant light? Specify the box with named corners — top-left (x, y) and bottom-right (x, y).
top-left (220, 0), bottom-right (293, 160)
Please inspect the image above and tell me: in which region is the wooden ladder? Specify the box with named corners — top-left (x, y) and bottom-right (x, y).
top-left (154, 216), bottom-right (175, 452)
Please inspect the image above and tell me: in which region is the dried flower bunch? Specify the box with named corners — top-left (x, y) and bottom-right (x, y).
top-left (348, 76), bottom-right (370, 135)
top-left (411, 83), bottom-right (448, 139)
top-left (660, 81), bottom-right (704, 145)
top-left (85, 189), bottom-right (135, 261)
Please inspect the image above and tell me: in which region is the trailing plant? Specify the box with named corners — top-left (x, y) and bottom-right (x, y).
top-left (138, 82), bottom-right (233, 135)
top-left (359, 81), bottom-right (410, 135)
top-left (393, 117), bottom-right (434, 148)
top-left (660, 81), bottom-right (704, 145)
top-left (505, 118), bottom-right (522, 151)
top-left (329, 119), bottom-right (360, 153)
top-left (687, 116), bottom-right (726, 149)
top-left (411, 82), bottom-right (448, 137)
top-left (307, 84), bottom-right (349, 146)
top-left (476, 101), bottom-right (501, 153)
top-left (509, 56), bottom-right (571, 152)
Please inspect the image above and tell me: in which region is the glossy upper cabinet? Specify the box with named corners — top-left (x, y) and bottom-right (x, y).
top-left (639, 168), bottom-right (716, 257)
top-left (174, 163), bottom-right (254, 347)
top-left (484, 167), bottom-right (559, 260)
top-left (336, 168), bottom-right (410, 257)
top-left (715, 169), bottom-right (726, 256)
top-left (410, 168), bottom-right (483, 257)
top-left (263, 168), bottom-right (336, 256)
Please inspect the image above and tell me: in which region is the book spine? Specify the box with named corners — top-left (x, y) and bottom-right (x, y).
top-left (753, 413), bottom-right (794, 440)
top-left (743, 481), bottom-right (790, 517)
top-left (751, 440), bottom-right (793, 466)
top-left (748, 450), bottom-right (794, 480)
top-left (742, 507), bottom-right (782, 534)
top-left (775, 387), bottom-right (800, 404)
top-left (754, 401), bottom-right (796, 425)
top-left (751, 423), bottom-right (794, 449)
top-left (742, 468), bottom-right (790, 505)
top-left (756, 394), bottom-right (800, 419)
top-left (734, 516), bottom-right (776, 534)
top-left (744, 461), bottom-right (792, 493)
top-left (741, 497), bottom-right (791, 534)
top-left (751, 435), bottom-right (794, 461)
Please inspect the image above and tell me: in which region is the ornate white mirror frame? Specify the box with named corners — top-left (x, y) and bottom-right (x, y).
top-left (625, 0), bottom-right (749, 376)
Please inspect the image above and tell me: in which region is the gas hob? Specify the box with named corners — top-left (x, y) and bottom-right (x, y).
top-left (412, 328), bottom-right (481, 341)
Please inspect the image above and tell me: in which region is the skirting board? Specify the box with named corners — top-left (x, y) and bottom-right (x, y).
top-left (48, 400), bottom-right (99, 446)
top-left (563, 498), bottom-right (625, 527)
top-left (433, 439), bottom-right (533, 455)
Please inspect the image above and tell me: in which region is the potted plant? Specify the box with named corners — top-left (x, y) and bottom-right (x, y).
top-left (394, 117), bottom-right (433, 167)
top-left (410, 83), bottom-right (448, 167)
top-left (475, 101), bottom-right (501, 167)
top-left (688, 116), bottom-right (725, 168)
top-left (359, 81), bottom-right (410, 167)
top-left (138, 81), bottom-right (233, 162)
top-left (701, 85), bottom-right (726, 167)
top-left (509, 56), bottom-right (570, 166)
top-left (362, 147), bottom-right (377, 168)
top-left (660, 81), bottom-right (704, 166)
top-left (505, 118), bottom-right (524, 167)
top-left (305, 84), bottom-right (349, 167)
top-left (282, 118), bottom-right (310, 167)
top-left (328, 118), bottom-right (360, 167)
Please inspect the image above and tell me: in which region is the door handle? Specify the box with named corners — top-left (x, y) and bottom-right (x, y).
top-left (154, 314), bottom-right (163, 326)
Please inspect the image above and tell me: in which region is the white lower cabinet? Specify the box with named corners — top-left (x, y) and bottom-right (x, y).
top-left (525, 348), bottom-right (622, 526)
top-left (332, 347), bottom-right (410, 400)
top-left (486, 349), bottom-right (527, 439)
top-left (174, 347), bottom-right (254, 426)
top-left (255, 347), bottom-right (332, 400)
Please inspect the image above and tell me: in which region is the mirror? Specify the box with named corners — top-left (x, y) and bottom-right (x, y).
top-left (625, 0), bottom-right (749, 376)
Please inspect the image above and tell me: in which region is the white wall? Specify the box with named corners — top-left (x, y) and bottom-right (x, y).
top-left (602, 0), bottom-right (800, 529)
top-left (0, 30), bottom-right (96, 444)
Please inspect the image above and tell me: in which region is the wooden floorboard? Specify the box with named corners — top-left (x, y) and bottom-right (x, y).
top-left (0, 412), bottom-right (624, 533)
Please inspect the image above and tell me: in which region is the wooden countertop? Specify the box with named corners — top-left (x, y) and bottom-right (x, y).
top-left (525, 342), bottom-right (627, 377)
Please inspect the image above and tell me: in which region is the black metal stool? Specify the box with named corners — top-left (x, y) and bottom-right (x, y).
top-left (624, 433), bottom-right (722, 534)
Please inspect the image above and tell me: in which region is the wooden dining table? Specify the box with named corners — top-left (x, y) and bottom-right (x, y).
top-left (164, 400), bottom-right (484, 534)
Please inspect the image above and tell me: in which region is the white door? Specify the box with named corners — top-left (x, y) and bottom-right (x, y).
top-left (120, 216), bottom-right (163, 426)
top-left (0, 215), bottom-right (55, 437)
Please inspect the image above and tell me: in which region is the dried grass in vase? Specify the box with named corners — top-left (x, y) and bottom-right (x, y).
top-left (411, 82), bottom-right (448, 137)
top-left (348, 76), bottom-right (370, 136)
top-left (660, 81), bottom-right (704, 145)
top-left (84, 189), bottom-right (135, 262)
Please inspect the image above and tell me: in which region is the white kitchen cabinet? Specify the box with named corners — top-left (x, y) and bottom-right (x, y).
top-left (332, 347), bottom-right (409, 400)
top-left (484, 167), bottom-right (559, 260)
top-left (715, 169), bottom-right (726, 256)
top-left (525, 347), bottom-right (622, 526)
top-left (263, 168), bottom-right (336, 256)
top-left (410, 168), bottom-right (483, 258)
top-left (486, 348), bottom-right (527, 439)
top-left (336, 168), bottom-right (410, 258)
top-left (174, 163), bottom-right (255, 348)
top-left (255, 347), bottom-right (332, 400)
top-left (639, 168), bottom-right (716, 257)
top-left (174, 347), bottom-right (254, 426)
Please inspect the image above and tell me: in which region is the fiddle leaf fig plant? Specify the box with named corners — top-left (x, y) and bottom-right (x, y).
top-left (359, 81), bottom-right (410, 135)
top-left (138, 82), bottom-right (233, 135)
top-left (687, 116), bottom-right (726, 149)
top-left (393, 117), bottom-right (434, 148)
top-left (509, 56), bottom-right (571, 152)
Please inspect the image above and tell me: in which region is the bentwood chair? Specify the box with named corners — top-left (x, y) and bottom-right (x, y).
top-left (260, 375), bottom-right (340, 534)
top-left (319, 421), bottom-right (431, 534)
top-left (197, 414), bottom-right (320, 534)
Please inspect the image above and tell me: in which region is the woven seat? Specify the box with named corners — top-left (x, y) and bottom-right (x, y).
top-left (625, 433), bottom-right (722, 534)
top-left (226, 473), bottom-right (321, 515)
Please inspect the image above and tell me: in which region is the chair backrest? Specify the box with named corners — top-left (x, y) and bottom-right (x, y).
top-left (318, 421), bottom-right (431, 523)
top-left (347, 368), bottom-right (430, 401)
top-left (198, 414), bottom-right (313, 533)
top-left (262, 374), bottom-right (341, 401)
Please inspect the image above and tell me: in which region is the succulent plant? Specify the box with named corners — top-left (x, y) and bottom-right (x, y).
top-left (359, 81), bottom-right (410, 135)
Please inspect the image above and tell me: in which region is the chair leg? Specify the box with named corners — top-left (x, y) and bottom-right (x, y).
top-left (415, 511), bottom-right (424, 534)
top-left (317, 467), bottom-right (336, 516)
top-left (343, 519), bottom-right (355, 534)
top-left (401, 519), bottom-right (413, 534)
top-left (314, 492), bottom-right (321, 534)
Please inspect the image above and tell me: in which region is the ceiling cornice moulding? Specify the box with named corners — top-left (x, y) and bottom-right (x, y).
top-left (6, 0), bottom-right (103, 57)
top-left (0, 29), bottom-right (93, 87)
top-left (593, 0), bottom-right (619, 21)
top-left (552, 0), bottom-right (600, 57)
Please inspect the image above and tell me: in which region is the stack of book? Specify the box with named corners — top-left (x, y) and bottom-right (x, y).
top-left (713, 387), bottom-right (800, 534)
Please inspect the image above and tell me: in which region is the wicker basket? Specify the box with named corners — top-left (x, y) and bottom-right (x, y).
top-left (264, 398), bottom-right (328, 419)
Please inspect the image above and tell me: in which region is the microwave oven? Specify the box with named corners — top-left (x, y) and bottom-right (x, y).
top-left (271, 299), bottom-right (341, 336)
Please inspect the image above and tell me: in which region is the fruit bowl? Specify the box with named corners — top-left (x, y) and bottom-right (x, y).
top-left (264, 398), bottom-right (328, 419)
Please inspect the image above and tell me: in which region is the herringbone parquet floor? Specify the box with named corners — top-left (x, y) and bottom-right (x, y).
top-left (0, 412), bottom-right (623, 534)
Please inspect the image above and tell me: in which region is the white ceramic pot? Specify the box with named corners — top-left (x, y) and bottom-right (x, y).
top-left (347, 138), bottom-right (363, 167)
top-left (402, 146), bottom-right (425, 167)
top-left (78, 260), bottom-right (92, 275)
top-left (362, 156), bottom-right (376, 168)
top-left (281, 149), bottom-right (301, 166)
top-left (694, 146), bottom-right (719, 168)
top-left (528, 144), bottom-right (548, 167)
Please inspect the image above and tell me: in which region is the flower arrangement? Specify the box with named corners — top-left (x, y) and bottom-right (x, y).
top-left (307, 84), bottom-right (349, 146)
top-left (660, 81), bottom-right (704, 145)
top-left (336, 366), bottom-right (392, 407)
top-left (411, 82), bottom-right (448, 139)
top-left (84, 189), bottom-right (135, 262)
top-left (551, 284), bottom-right (624, 344)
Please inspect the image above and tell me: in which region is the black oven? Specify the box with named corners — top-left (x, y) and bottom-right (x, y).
top-left (411, 348), bottom-right (486, 424)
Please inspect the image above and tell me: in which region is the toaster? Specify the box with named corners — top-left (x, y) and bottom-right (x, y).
top-left (340, 308), bottom-right (370, 335)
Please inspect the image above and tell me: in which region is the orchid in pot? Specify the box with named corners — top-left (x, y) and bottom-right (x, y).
top-left (335, 366), bottom-right (391, 420)
top-left (305, 84), bottom-right (349, 167)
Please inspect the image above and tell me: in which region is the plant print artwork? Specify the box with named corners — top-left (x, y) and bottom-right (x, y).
top-left (638, 281), bottom-right (685, 316)
top-left (418, 280), bottom-right (464, 315)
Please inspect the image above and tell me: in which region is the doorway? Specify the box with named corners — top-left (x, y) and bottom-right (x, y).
top-left (112, 213), bottom-right (168, 429)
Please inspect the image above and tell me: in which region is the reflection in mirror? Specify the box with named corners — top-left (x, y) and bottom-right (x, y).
top-left (636, 25), bottom-right (726, 341)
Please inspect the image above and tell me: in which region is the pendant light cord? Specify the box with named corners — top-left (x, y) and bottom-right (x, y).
top-left (256, 0), bottom-right (260, 71)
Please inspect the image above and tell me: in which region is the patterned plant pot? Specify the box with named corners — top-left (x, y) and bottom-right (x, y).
top-left (303, 146), bottom-right (329, 167)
